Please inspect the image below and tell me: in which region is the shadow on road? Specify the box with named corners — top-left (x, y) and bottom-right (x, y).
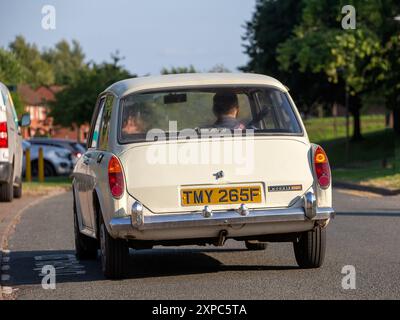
top-left (7, 248), bottom-right (298, 286)
top-left (336, 211), bottom-right (400, 217)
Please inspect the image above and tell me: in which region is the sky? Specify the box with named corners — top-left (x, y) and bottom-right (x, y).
top-left (0, 0), bottom-right (256, 76)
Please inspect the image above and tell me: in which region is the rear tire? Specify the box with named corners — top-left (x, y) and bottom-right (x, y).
top-left (0, 165), bottom-right (14, 202)
top-left (245, 240), bottom-right (268, 251)
top-left (74, 200), bottom-right (98, 260)
top-left (99, 213), bottom-right (129, 279)
top-left (293, 226), bottom-right (326, 268)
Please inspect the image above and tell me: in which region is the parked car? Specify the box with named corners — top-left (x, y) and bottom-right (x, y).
top-left (29, 138), bottom-right (85, 165)
top-left (0, 82), bottom-right (30, 201)
top-left (23, 140), bottom-right (73, 177)
top-left (72, 73), bottom-right (334, 278)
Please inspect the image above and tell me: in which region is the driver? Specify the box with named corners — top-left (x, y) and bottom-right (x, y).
top-left (212, 92), bottom-right (245, 130)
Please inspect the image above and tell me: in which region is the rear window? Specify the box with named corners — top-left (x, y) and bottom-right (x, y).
top-left (119, 86), bottom-right (302, 143)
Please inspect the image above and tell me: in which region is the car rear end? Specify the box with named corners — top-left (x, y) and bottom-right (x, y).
top-left (102, 80), bottom-right (334, 244)
top-left (81, 74), bottom-right (335, 278)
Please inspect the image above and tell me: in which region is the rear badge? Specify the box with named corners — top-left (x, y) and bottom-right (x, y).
top-left (268, 185), bottom-right (303, 192)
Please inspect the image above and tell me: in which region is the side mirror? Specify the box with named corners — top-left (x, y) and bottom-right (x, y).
top-left (19, 113), bottom-right (31, 127)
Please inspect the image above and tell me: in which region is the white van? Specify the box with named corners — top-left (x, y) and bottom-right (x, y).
top-left (0, 82), bottom-right (30, 201)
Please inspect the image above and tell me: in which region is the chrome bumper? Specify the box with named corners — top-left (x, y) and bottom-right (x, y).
top-left (110, 207), bottom-right (334, 232)
top-left (109, 190), bottom-right (334, 233)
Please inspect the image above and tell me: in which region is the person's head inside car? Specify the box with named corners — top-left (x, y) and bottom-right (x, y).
top-left (122, 108), bottom-right (144, 135)
top-left (212, 92), bottom-right (245, 130)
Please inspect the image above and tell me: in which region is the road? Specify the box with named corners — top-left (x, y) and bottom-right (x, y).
top-left (1, 189), bottom-right (400, 300)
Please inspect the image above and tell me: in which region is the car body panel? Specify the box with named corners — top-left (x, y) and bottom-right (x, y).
top-left (106, 73), bottom-right (288, 98)
top-left (120, 136), bottom-right (314, 213)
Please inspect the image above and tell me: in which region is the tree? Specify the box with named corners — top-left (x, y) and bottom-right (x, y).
top-left (9, 35), bottom-right (54, 87)
top-left (0, 48), bottom-right (27, 116)
top-left (383, 34), bottom-right (400, 135)
top-left (0, 48), bottom-right (27, 85)
top-left (376, 1), bottom-right (400, 135)
top-left (50, 55), bottom-right (133, 133)
top-left (161, 65), bottom-right (197, 74)
top-left (276, 0), bottom-right (388, 140)
top-left (209, 64), bottom-right (231, 73)
top-left (240, 0), bottom-right (339, 116)
top-left (241, 0), bottom-right (303, 76)
top-left (42, 39), bottom-right (86, 85)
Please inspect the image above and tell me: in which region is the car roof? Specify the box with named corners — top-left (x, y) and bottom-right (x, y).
top-left (104, 73), bottom-right (288, 98)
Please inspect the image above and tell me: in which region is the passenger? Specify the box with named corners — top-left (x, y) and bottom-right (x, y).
top-left (122, 109), bottom-right (144, 135)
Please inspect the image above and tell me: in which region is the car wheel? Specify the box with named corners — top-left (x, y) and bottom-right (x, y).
top-left (245, 240), bottom-right (268, 251)
top-left (293, 226), bottom-right (326, 268)
top-left (13, 181), bottom-right (22, 198)
top-left (0, 165), bottom-right (14, 202)
top-left (31, 160), bottom-right (56, 177)
top-left (99, 213), bottom-right (129, 279)
top-left (74, 200), bottom-right (98, 260)
top-left (44, 161), bottom-right (56, 177)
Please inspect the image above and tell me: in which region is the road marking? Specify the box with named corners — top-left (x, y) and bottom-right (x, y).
top-left (2, 257), bottom-right (10, 263)
top-left (1, 274), bottom-right (10, 282)
top-left (2, 286), bottom-right (14, 295)
top-left (1, 265), bottom-right (10, 271)
top-left (34, 254), bottom-right (76, 261)
top-left (34, 254), bottom-right (86, 277)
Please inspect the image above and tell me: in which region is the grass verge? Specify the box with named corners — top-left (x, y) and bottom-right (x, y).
top-left (23, 176), bottom-right (72, 196)
top-left (305, 115), bottom-right (400, 190)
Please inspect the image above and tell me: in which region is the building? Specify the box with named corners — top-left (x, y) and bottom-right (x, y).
top-left (17, 84), bottom-right (89, 142)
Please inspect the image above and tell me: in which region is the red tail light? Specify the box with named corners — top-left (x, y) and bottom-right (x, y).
top-left (0, 122), bottom-right (8, 148)
top-left (72, 151), bottom-right (82, 158)
top-left (314, 146), bottom-right (331, 189)
top-left (108, 155), bottom-right (125, 198)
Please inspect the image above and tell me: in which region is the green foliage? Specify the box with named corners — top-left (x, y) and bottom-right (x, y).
top-left (284, 0), bottom-right (399, 110)
top-left (0, 48), bottom-right (27, 85)
top-left (209, 64), bottom-right (231, 73)
top-left (2, 36), bottom-right (87, 88)
top-left (42, 39), bottom-right (86, 85)
top-left (9, 35), bottom-right (55, 87)
top-left (10, 92), bottom-right (24, 116)
top-left (241, 0), bottom-right (303, 75)
top-left (243, 0), bottom-right (400, 137)
top-left (241, 0), bottom-right (342, 114)
top-left (161, 65), bottom-right (197, 74)
top-left (50, 57), bottom-right (133, 127)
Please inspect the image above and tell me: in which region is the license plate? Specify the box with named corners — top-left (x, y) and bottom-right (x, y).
top-left (181, 186), bottom-right (262, 207)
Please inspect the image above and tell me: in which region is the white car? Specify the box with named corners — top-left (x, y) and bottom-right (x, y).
top-left (0, 82), bottom-right (30, 201)
top-left (72, 73), bottom-right (334, 278)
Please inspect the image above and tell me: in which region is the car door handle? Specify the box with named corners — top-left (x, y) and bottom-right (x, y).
top-left (97, 153), bottom-right (104, 164)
